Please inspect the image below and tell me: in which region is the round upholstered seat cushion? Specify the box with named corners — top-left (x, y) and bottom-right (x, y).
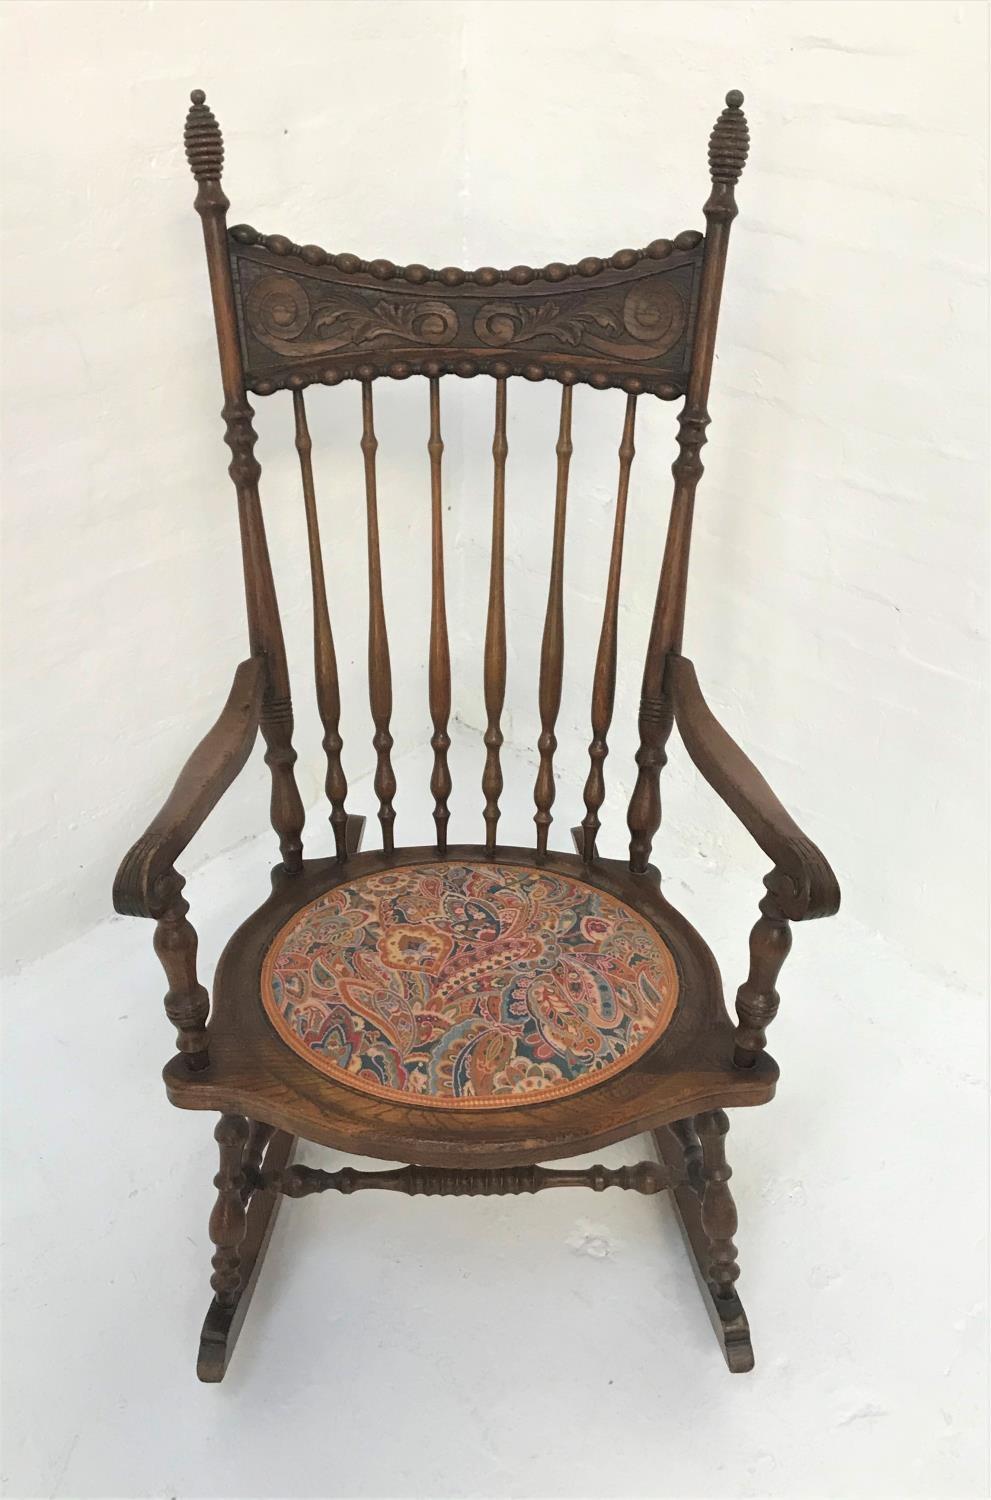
top-left (260, 860), bottom-right (679, 1109)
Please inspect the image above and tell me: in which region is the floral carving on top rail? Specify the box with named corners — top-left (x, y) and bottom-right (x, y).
top-left (246, 273), bottom-right (459, 357)
top-left (246, 272), bottom-right (688, 366)
top-left (230, 226), bottom-right (704, 397)
top-left (474, 282), bottom-right (686, 360)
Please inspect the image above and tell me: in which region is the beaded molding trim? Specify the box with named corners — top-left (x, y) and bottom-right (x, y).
top-left (229, 222), bottom-right (704, 289)
top-left (229, 227), bottom-right (704, 398)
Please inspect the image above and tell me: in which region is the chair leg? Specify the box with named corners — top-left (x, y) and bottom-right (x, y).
top-left (654, 1110), bottom-right (754, 1373)
top-left (197, 1116), bottom-right (296, 1382)
top-left (242, 1120), bottom-right (276, 1197)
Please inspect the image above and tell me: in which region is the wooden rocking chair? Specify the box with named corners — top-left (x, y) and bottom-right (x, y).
top-left (113, 89), bottom-right (839, 1381)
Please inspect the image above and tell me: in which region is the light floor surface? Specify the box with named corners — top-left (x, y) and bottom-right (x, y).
top-left (2, 739), bottom-right (987, 1500)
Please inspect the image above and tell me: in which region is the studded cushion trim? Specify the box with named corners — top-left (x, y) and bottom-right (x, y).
top-left (260, 861), bottom-right (679, 1110)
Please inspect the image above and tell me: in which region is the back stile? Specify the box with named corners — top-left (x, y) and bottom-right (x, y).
top-left (427, 378), bottom-right (452, 851)
top-left (292, 390), bottom-right (349, 859)
top-left (581, 393), bottom-right (638, 862)
top-left (184, 91), bottom-right (305, 873)
top-left (360, 381), bottom-right (397, 851)
top-left (628, 91), bottom-right (749, 873)
top-left (483, 378), bottom-right (509, 856)
top-left (533, 384), bottom-right (574, 857)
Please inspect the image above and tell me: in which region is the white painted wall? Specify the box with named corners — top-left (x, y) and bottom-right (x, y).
top-left (454, 0), bottom-right (990, 997)
top-left (0, 0), bottom-right (467, 967)
top-left (1, 0), bottom-right (987, 996)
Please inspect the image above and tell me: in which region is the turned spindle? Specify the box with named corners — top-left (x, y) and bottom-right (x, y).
top-left (360, 380), bottom-right (397, 851)
top-left (293, 389), bottom-right (350, 858)
top-left (534, 385), bottom-right (573, 857)
top-left (261, 1158), bottom-right (677, 1198)
top-left (482, 378), bottom-right (508, 855)
top-left (581, 393), bottom-right (637, 862)
top-left (427, 377), bottom-right (452, 850)
top-left (152, 874), bottom-right (210, 1069)
top-left (734, 872), bottom-right (793, 1066)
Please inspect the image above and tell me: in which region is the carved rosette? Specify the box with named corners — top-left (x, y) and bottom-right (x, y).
top-left (228, 227), bottom-right (705, 397)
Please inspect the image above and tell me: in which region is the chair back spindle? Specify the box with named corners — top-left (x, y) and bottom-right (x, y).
top-left (482, 379), bottom-right (508, 855)
top-left (581, 393), bottom-right (637, 862)
top-left (533, 386), bottom-right (573, 857)
top-left (292, 390), bottom-right (350, 859)
top-left (427, 378), bottom-right (452, 851)
top-left (360, 381), bottom-right (397, 851)
top-left (186, 89), bottom-right (749, 874)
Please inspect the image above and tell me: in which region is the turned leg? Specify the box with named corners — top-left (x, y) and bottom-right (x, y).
top-left (241, 1120), bottom-right (275, 1203)
top-left (667, 1116), bottom-right (703, 1189)
top-left (209, 1114), bottom-right (249, 1306)
top-left (654, 1112), bottom-right (754, 1373)
top-left (198, 1123), bottom-right (296, 1382)
top-left (696, 1109), bottom-right (741, 1298)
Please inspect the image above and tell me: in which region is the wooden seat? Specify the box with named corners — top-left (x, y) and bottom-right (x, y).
top-left (115, 87), bottom-right (839, 1383)
top-left (165, 843), bottom-right (777, 1166)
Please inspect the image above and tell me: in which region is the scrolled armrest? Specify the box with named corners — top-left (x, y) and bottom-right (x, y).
top-left (668, 655), bottom-right (840, 922)
top-left (113, 656), bottom-right (267, 920)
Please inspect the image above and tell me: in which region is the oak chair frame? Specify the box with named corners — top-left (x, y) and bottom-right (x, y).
top-left (113, 88), bottom-right (840, 1381)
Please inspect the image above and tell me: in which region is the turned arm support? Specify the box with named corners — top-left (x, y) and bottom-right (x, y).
top-left (668, 654), bottom-right (840, 1069)
top-left (668, 655), bottom-right (839, 922)
top-left (114, 657), bottom-right (266, 921)
top-left (112, 656), bottom-right (266, 1070)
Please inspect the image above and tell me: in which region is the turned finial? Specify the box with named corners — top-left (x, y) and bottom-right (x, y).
top-left (184, 88), bottom-right (224, 181)
top-left (708, 89), bottom-right (749, 185)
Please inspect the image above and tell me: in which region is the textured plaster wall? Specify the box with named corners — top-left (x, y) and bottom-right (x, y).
top-left (453, 0), bottom-right (989, 994)
top-left (0, 0), bottom-right (468, 968)
top-left (1, 0), bottom-right (987, 995)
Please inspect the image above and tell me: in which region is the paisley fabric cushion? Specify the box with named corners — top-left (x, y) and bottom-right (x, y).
top-left (260, 860), bottom-right (679, 1110)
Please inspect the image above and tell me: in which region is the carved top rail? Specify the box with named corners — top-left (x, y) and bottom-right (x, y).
top-left (228, 225), bottom-right (705, 397)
